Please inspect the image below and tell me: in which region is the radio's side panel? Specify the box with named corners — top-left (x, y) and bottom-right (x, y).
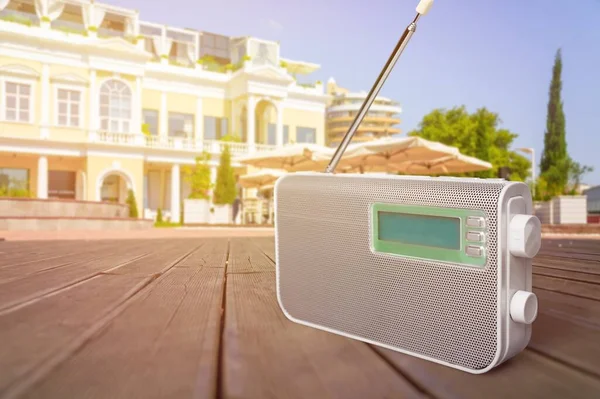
top-left (495, 182), bottom-right (537, 367)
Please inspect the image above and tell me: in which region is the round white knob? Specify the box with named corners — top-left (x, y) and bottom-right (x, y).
top-left (510, 291), bottom-right (538, 324)
top-left (509, 214), bottom-right (542, 258)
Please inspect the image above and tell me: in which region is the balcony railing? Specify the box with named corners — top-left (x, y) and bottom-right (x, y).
top-left (91, 132), bottom-right (277, 154)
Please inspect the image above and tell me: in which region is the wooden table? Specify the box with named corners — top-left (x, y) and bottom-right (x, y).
top-left (0, 236), bottom-right (598, 398)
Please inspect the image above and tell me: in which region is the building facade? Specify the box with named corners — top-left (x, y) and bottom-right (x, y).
top-left (325, 78), bottom-right (401, 147)
top-left (0, 0), bottom-right (327, 222)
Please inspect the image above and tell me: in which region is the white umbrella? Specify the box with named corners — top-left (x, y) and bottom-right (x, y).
top-left (239, 169), bottom-right (286, 189)
top-left (237, 144), bottom-right (334, 172)
top-left (333, 136), bottom-right (491, 175)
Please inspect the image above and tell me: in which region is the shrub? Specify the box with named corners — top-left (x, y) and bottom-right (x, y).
top-left (213, 144), bottom-right (236, 205)
top-left (183, 152), bottom-right (212, 200)
top-left (126, 189), bottom-right (139, 218)
top-left (156, 208), bottom-right (163, 223)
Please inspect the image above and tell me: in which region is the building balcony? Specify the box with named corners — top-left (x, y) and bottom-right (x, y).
top-left (88, 131), bottom-right (277, 155)
top-left (327, 115), bottom-right (401, 125)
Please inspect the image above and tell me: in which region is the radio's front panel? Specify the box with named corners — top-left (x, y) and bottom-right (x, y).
top-left (275, 173), bottom-right (509, 372)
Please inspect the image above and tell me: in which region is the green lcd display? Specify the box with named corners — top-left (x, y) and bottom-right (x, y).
top-left (371, 203), bottom-right (487, 268)
top-left (378, 212), bottom-right (460, 250)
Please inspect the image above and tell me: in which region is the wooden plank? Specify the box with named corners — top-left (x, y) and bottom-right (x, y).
top-left (533, 274), bottom-right (600, 301)
top-left (534, 255), bottom-right (600, 276)
top-left (251, 236), bottom-right (276, 260)
top-left (221, 241), bottom-right (425, 399)
top-left (375, 347), bottom-right (600, 398)
top-left (0, 243), bottom-right (156, 312)
top-left (535, 288), bottom-right (600, 326)
top-left (0, 241), bottom-right (149, 284)
top-left (0, 273), bottom-right (144, 395)
top-left (0, 241), bottom-right (87, 267)
top-left (228, 238), bottom-right (274, 273)
top-left (534, 266), bottom-right (600, 285)
top-left (18, 239), bottom-right (228, 399)
top-left (529, 311), bottom-right (600, 378)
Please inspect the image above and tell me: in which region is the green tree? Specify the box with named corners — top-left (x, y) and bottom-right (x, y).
top-left (183, 151), bottom-right (212, 200)
top-left (213, 144), bottom-right (237, 205)
top-left (567, 160), bottom-right (594, 194)
top-left (539, 49), bottom-right (569, 196)
top-left (126, 189), bottom-right (139, 218)
top-left (409, 106), bottom-right (530, 180)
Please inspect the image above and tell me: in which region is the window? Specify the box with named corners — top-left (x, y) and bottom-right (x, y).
top-left (296, 126), bottom-right (316, 143)
top-left (56, 88), bottom-right (81, 127)
top-left (4, 82), bottom-right (31, 122)
top-left (0, 167), bottom-right (29, 195)
top-left (268, 123), bottom-right (276, 145)
top-left (143, 109), bottom-right (159, 136)
top-left (204, 116), bottom-right (228, 140)
top-left (99, 80), bottom-right (132, 133)
top-left (266, 124), bottom-right (290, 145)
top-left (168, 112), bottom-right (194, 138)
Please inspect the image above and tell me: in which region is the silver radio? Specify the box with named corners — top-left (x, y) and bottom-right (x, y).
top-left (274, 0), bottom-right (542, 374)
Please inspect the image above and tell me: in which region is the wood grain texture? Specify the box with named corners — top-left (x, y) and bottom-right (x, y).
top-left (19, 240), bottom-right (227, 399)
top-left (221, 242), bottom-right (425, 399)
top-left (0, 237), bottom-right (599, 399)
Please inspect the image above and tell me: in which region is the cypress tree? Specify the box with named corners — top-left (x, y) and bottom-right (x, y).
top-left (213, 145), bottom-right (237, 205)
top-left (539, 48), bottom-right (568, 195)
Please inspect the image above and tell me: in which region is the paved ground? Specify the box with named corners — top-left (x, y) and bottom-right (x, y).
top-left (0, 237), bottom-right (598, 398)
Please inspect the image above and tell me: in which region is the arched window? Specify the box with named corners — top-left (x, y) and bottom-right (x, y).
top-left (99, 80), bottom-right (132, 133)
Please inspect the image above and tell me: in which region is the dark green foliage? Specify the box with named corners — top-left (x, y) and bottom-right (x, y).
top-left (539, 49), bottom-right (569, 196)
top-left (213, 145), bottom-right (237, 205)
top-left (126, 189), bottom-right (139, 218)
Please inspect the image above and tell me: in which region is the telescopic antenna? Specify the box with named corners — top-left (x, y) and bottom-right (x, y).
top-left (324, 0), bottom-right (434, 173)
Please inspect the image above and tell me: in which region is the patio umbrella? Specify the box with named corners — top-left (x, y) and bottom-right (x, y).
top-left (237, 144), bottom-right (334, 172)
top-left (333, 136), bottom-right (491, 175)
top-left (238, 169), bottom-right (287, 189)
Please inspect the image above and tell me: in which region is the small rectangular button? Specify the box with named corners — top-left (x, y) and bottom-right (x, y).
top-left (466, 216), bottom-right (485, 228)
top-left (467, 231), bottom-right (484, 242)
top-left (466, 245), bottom-right (483, 257)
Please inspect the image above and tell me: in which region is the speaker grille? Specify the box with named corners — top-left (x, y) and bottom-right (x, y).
top-left (276, 174), bottom-right (506, 371)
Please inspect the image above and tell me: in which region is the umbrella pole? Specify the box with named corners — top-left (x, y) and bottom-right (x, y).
top-left (324, 0), bottom-right (434, 174)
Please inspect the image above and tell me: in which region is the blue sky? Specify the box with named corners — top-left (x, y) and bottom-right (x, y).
top-left (118, 0), bottom-right (600, 185)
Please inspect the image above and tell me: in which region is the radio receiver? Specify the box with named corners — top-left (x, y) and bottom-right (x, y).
top-left (274, 0), bottom-right (542, 374)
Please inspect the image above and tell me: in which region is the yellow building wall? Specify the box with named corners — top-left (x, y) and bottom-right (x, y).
top-left (0, 122), bottom-right (40, 140)
top-left (203, 98), bottom-right (229, 118)
top-left (49, 127), bottom-right (88, 143)
top-left (166, 92), bottom-right (196, 115)
top-left (283, 108), bottom-right (326, 146)
top-left (0, 56), bottom-right (44, 128)
top-left (85, 155), bottom-right (144, 213)
top-left (142, 89), bottom-right (161, 110)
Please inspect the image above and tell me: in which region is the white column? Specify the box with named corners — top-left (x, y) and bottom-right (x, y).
top-left (89, 69), bottom-right (97, 139)
top-left (246, 96), bottom-right (256, 152)
top-left (40, 63), bottom-right (50, 139)
top-left (195, 96), bottom-right (203, 141)
top-left (230, 101), bottom-right (236, 139)
top-left (133, 76), bottom-right (142, 134)
top-left (160, 91), bottom-right (168, 138)
top-left (275, 103), bottom-right (283, 147)
top-left (37, 156), bottom-right (48, 199)
top-left (170, 164), bottom-right (180, 223)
